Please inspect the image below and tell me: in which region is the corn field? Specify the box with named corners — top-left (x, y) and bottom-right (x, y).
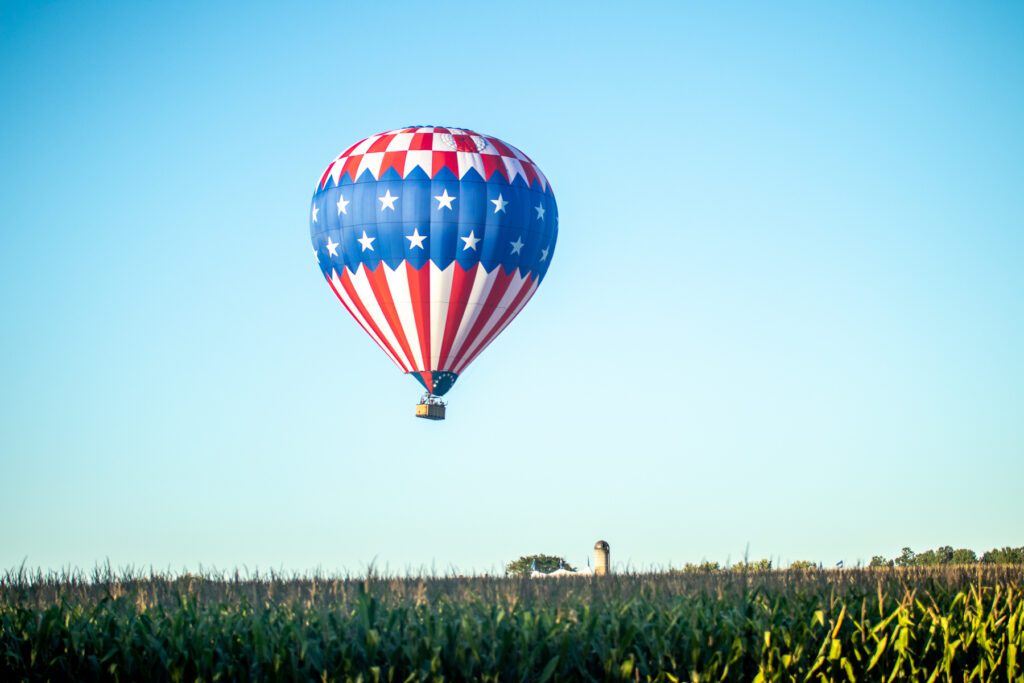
top-left (2, 565), bottom-right (1022, 681)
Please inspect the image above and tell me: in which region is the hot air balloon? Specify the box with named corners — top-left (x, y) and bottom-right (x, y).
top-left (309, 126), bottom-right (557, 420)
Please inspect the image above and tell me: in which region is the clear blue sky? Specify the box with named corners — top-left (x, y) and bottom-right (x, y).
top-left (2, 1), bottom-right (1021, 574)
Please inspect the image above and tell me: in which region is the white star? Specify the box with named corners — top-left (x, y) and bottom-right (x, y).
top-left (434, 188), bottom-right (456, 210)
top-left (325, 236), bottom-right (339, 257)
top-left (534, 203), bottom-right (546, 220)
top-left (510, 236), bottom-right (525, 255)
top-left (357, 231), bottom-right (376, 251)
top-left (336, 194), bottom-right (349, 215)
top-left (540, 246), bottom-right (550, 261)
top-left (313, 247), bottom-right (319, 262)
top-left (311, 204), bottom-right (319, 223)
top-left (491, 193), bottom-right (508, 213)
top-left (378, 189), bottom-right (399, 211)
top-left (460, 230), bottom-right (481, 251)
top-left (406, 228), bottom-right (427, 249)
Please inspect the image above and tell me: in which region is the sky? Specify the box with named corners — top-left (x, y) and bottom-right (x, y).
top-left (1, 1), bottom-right (1022, 574)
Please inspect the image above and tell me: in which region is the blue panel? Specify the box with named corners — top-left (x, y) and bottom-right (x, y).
top-left (311, 160), bottom-right (557, 280)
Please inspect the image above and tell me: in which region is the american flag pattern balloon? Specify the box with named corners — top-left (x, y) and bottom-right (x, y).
top-left (309, 127), bottom-right (557, 397)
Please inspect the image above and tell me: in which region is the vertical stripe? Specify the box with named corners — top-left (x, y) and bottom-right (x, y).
top-left (362, 265), bottom-right (420, 372)
top-left (444, 266), bottom-right (503, 368)
top-left (449, 269), bottom-right (530, 371)
top-left (429, 262), bottom-right (454, 369)
top-left (436, 262), bottom-right (480, 369)
top-left (327, 270), bottom-right (405, 371)
top-left (381, 262), bottom-right (424, 372)
top-left (453, 275), bottom-right (538, 374)
top-left (405, 262), bottom-right (432, 372)
top-left (344, 266), bottom-right (412, 372)
top-left (446, 268), bottom-right (516, 374)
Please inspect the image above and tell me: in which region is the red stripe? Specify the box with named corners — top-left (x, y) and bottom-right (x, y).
top-left (325, 272), bottom-right (403, 370)
top-left (337, 268), bottom-right (410, 372)
top-left (520, 163), bottom-right (538, 188)
top-left (445, 266), bottom-right (515, 371)
top-left (456, 275), bottom-right (537, 373)
top-left (481, 155), bottom-right (508, 183)
top-left (379, 151), bottom-right (408, 177)
top-left (411, 370), bottom-right (433, 393)
top-left (366, 134), bottom-right (395, 153)
top-left (486, 137), bottom-right (513, 156)
top-left (319, 161), bottom-right (335, 189)
top-left (432, 151), bottom-right (458, 177)
top-left (410, 133), bottom-right (433, 150)
top-left (364, 265), bottom-right (419, 371)
top-left (341, 155), bottom-right (362, 182)
top-left (436, 262), bottom-right (479, 369)
top-left (405, 262), bottom-right (432, 372)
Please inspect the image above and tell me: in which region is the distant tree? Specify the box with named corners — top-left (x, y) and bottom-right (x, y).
top-left (951, 548), bottom-right (977, 564)
top-left (788, 560), bottom-right (816, 571)
top-left (675, 561), bottom-right (721, 574)
top-left (981, 547), bottom-right (1024, 565)
top-left (731, 558), bottom-right (772, 572)
top-left (869, 556), bottom-right (892, 568)
top-left (894, 547), bottom-right (916, 567)
top-left (505, 554), bottom-right (576, 576)
top-left (914, 546), bottom-right (957, 566)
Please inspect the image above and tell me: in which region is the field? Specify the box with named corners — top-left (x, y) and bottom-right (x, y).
top-left (2, 566), bottom-right (1022, 681)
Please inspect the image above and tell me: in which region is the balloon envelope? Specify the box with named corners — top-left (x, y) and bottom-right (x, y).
top-left (309, 126), bottom-right (558, 396)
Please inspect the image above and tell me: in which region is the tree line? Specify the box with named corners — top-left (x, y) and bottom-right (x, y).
top-left (508, 546), bottom-right (1024, 575)
top-left (869, 545), bottom-right (1024, 567)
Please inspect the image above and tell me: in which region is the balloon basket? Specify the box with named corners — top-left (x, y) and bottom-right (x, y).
top-left (415, 395), bottom-right (446, 421)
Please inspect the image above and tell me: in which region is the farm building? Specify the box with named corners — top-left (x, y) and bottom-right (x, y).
top-left (531, 540), bottom-right (610, 577)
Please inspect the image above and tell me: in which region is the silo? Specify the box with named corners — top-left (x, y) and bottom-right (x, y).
top-left (594, 540), bottom-right (610, 576)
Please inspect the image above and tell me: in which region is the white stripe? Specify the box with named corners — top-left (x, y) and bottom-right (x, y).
top-left (451, 270), bottom-right (531, 372)
top-left (349, 135), bottom-right (380, 155)
top-left (505, 142), bottom-right (531, 162)
top-left (453, 277), bottom-right (539, 374)
top-left (348, 265), bottom-right (414, 372)
top-left (502, 157), bottom-right (525, 186)
top-left (356, 152), bottom-right (384, 180)
top-left (328, 161), bottom-right (345, 187)
top-left (403, 150), bottom-right (433, 177)
top-left (445, 266), bottom-right (499, 366)
top-left (457, 151), bottom-right (486, 179)
top-left (533, 165), bottom-right (550, 190)
top-left (383, 262), bottom-right (424, 372)
top-left (385, 132), bottom-right (413, 151)
top-left (329, 270), bottom-right (405, 371)
top-left (429, 261), bottom-right (455, 370)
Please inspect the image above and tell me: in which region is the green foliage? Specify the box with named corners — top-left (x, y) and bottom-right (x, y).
top-left (675, 561), bottom-right (721, 573)
top-left (952, 547), bottom-right (978, 564)
top-left (982, 546), bottom-right (1024, 564)
top-left (2, 565), bottom-right (1024, 681)
top-left (788, 560), bottom-right (816, 570)
top-left (505, 554), bottom-right (575, 575)
top-left (730, 558), bottom-right (772, 572)
top-left (895, 546), bottom-right (916, 567)
top-left (872, 545), bottom-right (1014, 568)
